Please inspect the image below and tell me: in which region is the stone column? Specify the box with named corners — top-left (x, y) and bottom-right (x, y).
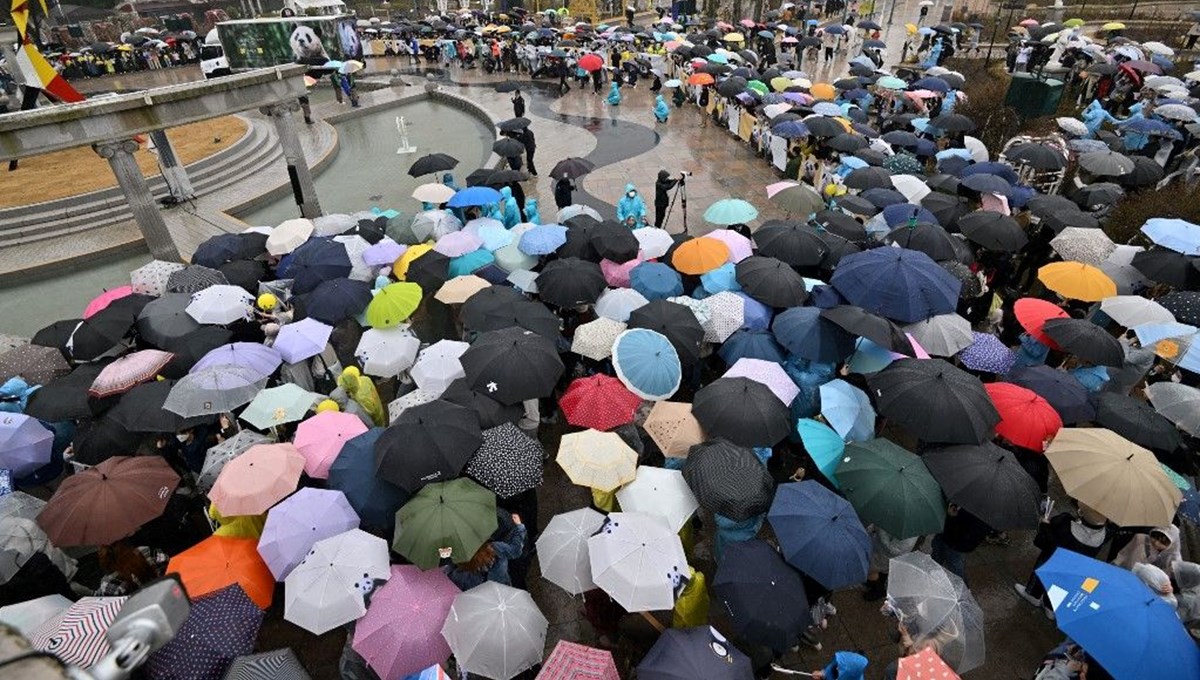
top-left (94, 139), bottom-right (181, 262)
top-left (261, 101), bottom-right (322, 219)
top-left (148, 130), bottom-right (194, 203)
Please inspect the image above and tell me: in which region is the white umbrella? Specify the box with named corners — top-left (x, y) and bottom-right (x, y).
top-left (0, 516), bottom-right (77, 584)
top-left (588, 512), bottom-right (688, 612)
top-left (284, 529), bottom-right (391, 635)
top-left (313, 213), bottom-right (357, 236)
top-left (1056, 117), bottom-right (1089, 137)
top-left (410, 339), bottom-right (469, 395)
top-left (1141, 41), bottom-right (1174, 56)
top-left (412, 182), bottom-right (456, 204)
top-left (634, 227), bottom-right (675, 259)
top-left (595, 288), bottom-right (649, 322)
top-left (557, 204), bottom-right (602, 223)
top-left (355, 327), bottom-right (419, 378)
top-left (506, 269), bottom-right (539, 294)
top-left (890, 174), bottom-right (931, 203)
top-left (571, 317), bottom-right (627, 362)
top-left (267, 218), bottom-right (315, 255)
top-left (404, 210), bottom-right (462, 243)
top-left (700, 291), bottom-right (745, 343)
top-left (902, 313), bottom-right (974, 357)
top-left (185, 285), bottom-right (254, 325)
top-left (1100, 295), bottom-right (1175, 327)
top-left (386, 388), bottom-right (441, 421)
top-left (333, 234), bottom-right (376, 282)
top-left (615, 466), bottom-right (699, 533)
top-left (0, 594), bottom-right (71, 635)
top-left (1146, 382), bottom-right (1200, 436)
top-left (441, 582), bottom-right (548, 680)
top-left (962, 136), bottom-right (989, 162)
top-left (130, 260), bottom-right (186, 297)
top-left (536, 507), bottom-right (606, 595)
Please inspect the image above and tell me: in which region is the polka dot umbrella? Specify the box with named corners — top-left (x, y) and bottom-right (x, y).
top-left (144, 584), bottom-right (264, 680)
top-left (463, 423), bottom-right (545, 499)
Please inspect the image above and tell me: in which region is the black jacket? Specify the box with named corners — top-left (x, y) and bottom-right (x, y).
top-left (655, 171), bottom-right (678, 207)
top-left (512, 95), bottom-right (525, 118)
top-left (554, 178), bottom-right (574, 208)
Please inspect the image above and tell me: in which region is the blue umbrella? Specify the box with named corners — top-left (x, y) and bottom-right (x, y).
top-left (718, 329), bottom-right (787, 365)
top-left (448, 249), bottom-right (495, 277)
top-left (282, 238), bottom-right (352, 295)
top-left (771, 307), bottom-right (856, 363)
top-left (959, 161), bottom-right (1020, 184)
top-left (772, 120), bottom-right (810, 139)
top-left (859, 187), bottom-right (907, 208)
top-left (821, 24), bottom-right (846, 34)
top-left (1122, 117), bottom-right (1182, 139)
top-left (912, 76), bottom-right (949, 92)
top-left (630, 262), bottom-right (685, 300)
top-left (699, 263), bottom-right (740, 293)
top-left (795, 418), bottom-right (844, 486)
top-left (960, 172), bottom-right (1013, 196)
top-left (327, 428), bottom-right (410, 531)
top-left (830, 248), bottom-right (961, 323)
top-left (1036, 549), bottom-right (1200, 680)
top-left (447, 186), bottom-right (503, 208)
top-left (1141, 217), bottom-right (1200, 255)
top-left (1008, 365), bottom-right (1095, 424)
top-left (637, 626), bottom-right (755, 680)
top-left (734, 292), bottom-right (773, 330)
top-left (768, 481), bottom-right (870, 590)
top-left (301, 277), bottom-right (372, 325)
top-left (1179, 488), bottom-right (1200, 524)
top-left (846, 337), bottom-right (903, 373)
top-left (518, 224), bottom-right (568, 255)
top-left (711, 540), bottom-right (811, 653)
top-left (958, 332), bottom-right (1016, 374)
top-left (819, 379), bottom-right (875, 441)
top-left (145, 584), bottom-right (264, 679)
top-left (881, 203), bottom-right (939, 228)
top-left (612, 329), bottom-right (682, 400)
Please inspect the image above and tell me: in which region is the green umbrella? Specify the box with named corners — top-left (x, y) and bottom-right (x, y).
top-left (393, 478), bottom-right (497, 569)
top-left (746, 79), bottom-right (768, 95)
top-left (876, 76), bottom-right (907, 90)
top-left (837, 438), bottom-right (945, 539)
top-left (238, 384), bottom-right (323, 430)
top-left (704, 198), bottom-right (760, 226)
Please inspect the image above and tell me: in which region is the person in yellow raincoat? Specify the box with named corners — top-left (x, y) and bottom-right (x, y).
top-left (672, 567), bottom-right (709, 628)
top-left (337, 366), bottom-right (386, 426)
top-left (208, 505), bottom-right (266, 539)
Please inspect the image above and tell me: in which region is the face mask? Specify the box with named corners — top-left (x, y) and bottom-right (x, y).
top-left (627, 192), bottom-right (635, 198)
top-left (175, 434), bottom-right (190, 443)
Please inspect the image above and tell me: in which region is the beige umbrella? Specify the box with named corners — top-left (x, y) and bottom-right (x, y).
top-left (266, 218), bottom-right (315, 256)
top-left (556, 429), bottom-right (637, 492)
top-left (642, 401), bottom-right (705, 458)
top-left (434, 275), bottom-right (491, 305)
top-left (1044, 428), bottom-right (1181, 527)
top-left (570, 317), bottom-right (626, 361)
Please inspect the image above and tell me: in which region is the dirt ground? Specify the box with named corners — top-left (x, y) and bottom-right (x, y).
top-left (0, 116), bottom-right (248, 208)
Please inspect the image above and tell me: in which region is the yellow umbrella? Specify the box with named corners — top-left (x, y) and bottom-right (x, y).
top-left (557, 429), bottom-right (638, 492)
top-left (770, 76), bottom-right (792, 92)
top-left (1037, 261), bottom-right (1116, 301)
top-left (1063, 18), bottom-right (1084, 27)
top-left (365, 282), bottom-right (423, 328)
top-left (723, 32), bottom-right (745, 42)
top-left (434, 275), bottom-right (491, 305)
top-left (1101, 22), bottom-right (1126, 31)
top-left (395, 242), bottom-right (433, 280)
top-left (810, 82), bottom-right (836, 100)
top-left (905, 23), bottom-right (918, 34)
top-left (1044, 428), bottom-right (1180, 527)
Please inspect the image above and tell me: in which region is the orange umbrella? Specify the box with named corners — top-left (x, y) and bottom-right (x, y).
top-left (810, 82), bottom-right (836, 100)
top-left (395, 243), bottom-right (434, 280)
top-left (1037, 261), bottom-right (1117, 301)
top-left (167, 535), bottom-right (274, 609)
top-left (208, 443), bottom-right (305, 517)
top-left (687, 73), bottom-right (715, 86)
top-left (671, 238), bottom-right (730, 275)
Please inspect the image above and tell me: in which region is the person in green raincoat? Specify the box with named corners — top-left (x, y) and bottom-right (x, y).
top-left (671, 567), bottom-right (709, 628)
top-left (337, 366), bottom-right (386, 426)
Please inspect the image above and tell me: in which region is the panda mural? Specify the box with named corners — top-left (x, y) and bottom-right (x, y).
top-left (290, 24), bottom-right (331, 64)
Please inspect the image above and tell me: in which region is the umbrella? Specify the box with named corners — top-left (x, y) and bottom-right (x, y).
top-left (735, 256), bottom-right (807, 308)
top-left (464, 423), bottom-right (544, 499)
top-left (616, 466), bottom-right (699, 533)
top-left (612, 328), bottom-right (682, 401)
top-left (550, 157), bottom-right (596, 180)
top-left (537, 507), bottom-right (607, 596)
top-left (209, 443), bottom-right (305, 517)
top-left (353, 565), bottom-right (458, 680)
top-left (672, 238), bottom-right (731, 275)
top-left (1050, 228), bottom-right (1116, 266)
top-left (166, 265), bottom-right (228, 295)
top-left (1014, 297), bottom-right (1069, 348)
top-left (273, 318), bottom-right (334, 364)
top-left (162, 365), bottom-right (265, 418)
top-left (831, 248), bottom-right (960, 324)
top-left (887, 552), bottom-right (985, 673)
top-left (145, 584), bottom-right (263, 680)
top-left (588, 512), bottom-right (688, 612)
top-left (697, 291), bottom-right (747, 343)
top-left (442, 582), bottom-right (548, 680)
top-left (355, 327), bottom-right (420, 378)
top-left (1005, 142), bottom-right (1066, 170)
top-left (461, 328), bottom-right (564, 405)
top-left (867, 359), bottom-right (999, 444)
top-left (23, 363), bottom-right (105, 422)
top-left (712, 539), bottom-right (811, 653)
top-left (327, 428), bottom-right (409, 532)
top-left (408, 152), bottom-right (459, 177)
top-left (682, 439), bottom-right (774, 520)
top-left (137, 294), bottom-right (202, 348)
top-left (265, 219), bottom-right (315, 256)
top-left (193, 342), bottom-right (282, 381)
top-left (1007, 365), bottom-right (1094, 423)
top-left (259, 487), bottom-right (360, 580)
top-left (637, 626), bottom-right (755, 680)
top-left (956, 211), bottom-right (1027, 251)
top-left (693, 377), bottom-right (790, 446)
top-left (412, 182), bottom-right (457, 204)
top-left (559, 374), bottom-right (641, 432)
top-left (1079, 149), bottom-right (1135, 176)
top-left (168, 536), bottom-right (274, 609)
top-left (1100, 295), bottom-right (1174, 327)
top-left (37, 456), bottom-right (179, 547)
top-left (131, 260), bottom-right (187, 296)
top-left (1141, 217), bottom-right (1200, 256)
top-left (1146, 382), bottom-right (1200, 436)
top-left (1131, 247), bottom-right (1200, 289)
top-left (393, 478), bottom-right (497, 570)
top-left (768, 481), bottom-right (870, 589)
top-left (631, 262), bottom-right (685, 300)
top-left (0, 594), bottom-right (71, 636)
top-left (704, 198), bottom-right (759, 225)
top-left (365, 282), bottom-right (422, 328)
top-left (375, 399), bottom-right (482, 492)
top-left (1038, 261), bottom-right (1117, 302)
top-left (197, 430), bottom-right (271, 494)
top-left (901, 314), bottom-right (974, 357)
top-left (768, 307), bottom-right (854, 363)
top-left (768, 183), bottom-right (824, 216)
top-left (448, 186), bottom-right (504, 209)
top-left (302, 278), bottom-right (372, 325)
top-left (818, 379), bottom-right (876, 442)
top-left (984, 382), bottom-right (1062, 452)
top-left (0, 344), bottom-right (70, 386)
top-left (1042, 318), bottom-right (1124, 366)
top-left (897, 648), bottom-right (960, 680)
top-left (642, 401), bottom-right (705, 460)
top-left (0, 516), bottom-right (76, 586)
top-left (594, 288), bottom-right (649, 323)
top-left (537, 258), bottom-right (608, 307)
top-left (0, 414), bottom-right (54, 478)
top-left (239, 384), bottom-right (322, 429)
top-left (556, 429), bottom-right (638, 492)
top-left (838, 438), bottom-right (944, 539)
top-left (28, 596), bottom-right (126, 667)
top-left (185, 285), bottom-right (253, 325)
top-left (224, 649), bottom-right (311, 680)
top-left (922, 442), bottom-right (1040, 530)
top-left (1045, 428), bottom-right (1181, 526)
top-left (284, 529), bottom-right (390, 635)
top-left (628, 300), bottom-right (705, 367)
top-left (1094, 392), bottom-right (1181, 452)
top-left (518, 225), bottom-right (568, 255)
top-left (540, 641), bottom-right (619, 680)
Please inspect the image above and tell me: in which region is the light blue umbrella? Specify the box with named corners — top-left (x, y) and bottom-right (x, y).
top-left (476, 224), bottom-right (514, 251)
top-left (518, 225), bottom-right (568, 255)
top-left (703, 199), bottom-right (759, 225)
top-left (447, 186), bottom-right (502, 208)
top-left (819, 379), bottom-right (875, 442)
top-left (706, 53), bottom-right (729, 64)
top-left (813, 102), bottom-right (842, 117)
top-left (448, 249), bottom-right (494, 277)
top-left (240, 384), bottom-right (323, 429)
top-left (846, 337), bottom-right (901, 374)
top-left (1141, 217), bottom-right (1200, 256)
top-left (795, 418), bottom-right (844, 487)
top-left (699, 263), bottom-right (740, 293)
top-left (612, 329), bottom-right (681, 400)
top-left (630, 262), bottom-right (684, 300)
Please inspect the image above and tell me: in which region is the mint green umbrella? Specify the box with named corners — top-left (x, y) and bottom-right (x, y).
top-left (837, 438), bottom-right (945, 539)
top-left (704, 198), bottom-right (759, 226)
top-left (876, 76), bottom-right (908, 90)
top-left (239, 384), bottom-right (323, 430)
top-left (393, 478), bottom-right (497, 569)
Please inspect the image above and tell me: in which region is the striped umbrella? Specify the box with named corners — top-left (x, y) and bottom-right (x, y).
top-left (538, 641), bottom-right (620, 680)
top-left (224, 649), bottom-right (311, 680)
top-left (145, 584), bottom-right (263, 680)
top-left (29, 596), bottom-right (126, 667)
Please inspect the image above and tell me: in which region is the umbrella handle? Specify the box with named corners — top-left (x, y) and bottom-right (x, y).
top-left (638, 611), bottom-right (665, 632)
top-left (770, 665), bottom-right (814, 676)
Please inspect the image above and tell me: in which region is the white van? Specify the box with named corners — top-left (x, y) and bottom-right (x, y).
top-left (200, 28), bottom-right (230, 78)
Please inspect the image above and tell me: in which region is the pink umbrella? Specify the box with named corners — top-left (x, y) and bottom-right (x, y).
top-left (766, 181), bottom-right (800, 199)
top-left (538, 641), bottom-right (620, 680)
top-left (600, 257), bottom-right (640, 287)
top-left (702, 230), bottom-right (754, 263)
top-left (83, 286), bottom-right (134, 318)
top-left (209, 443), bottom-right (305, 516)
top-left (353, 565), bottom-right (459, 680)
top-left (292, 411), bottom-right (368, 479)
top-left (434, 231), bottom-right (482, 257)
top-left (88, 349), bottom-right (175, 398)
top-left (724, 358), bottom-right (800, 406)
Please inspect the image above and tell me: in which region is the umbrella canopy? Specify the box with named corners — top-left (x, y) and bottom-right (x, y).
top-left (772, 306), bottom-right (855, 363)
top-left (464, 423), bottom-right (544, 499)
top-left (637, 626), bottom-right (755, 680)
top-left (327, 428), bottom-right (409, 533)
top-left (274, 318), bottom-right (334, 364)
top-left (284, 529), bottom-right (390, 635)
top-left (87, 349), bottom-right (173, 398)
top-left (192, 342), bottom-right (281, 381)
top-left (628, 300), bottom-right (705, 367)
top-left (693, 377), bottom-right (791, 446)
top-left (353, 565), bottom-right (459, 680)
top-left (376, 400), bottom-right (482, 492)
top-left (1037, 261), bottom-right (1117, 301)
top-left (168, 536), bottom-right (275, 609)
top-left (442, 581), bottom-right (548, 680)
top-left (393, 478), bottom-right (497, 570)
top-left (224, 649), bottom-right (311, 680)
top-left (28, 596), bottom-right (126, 667)
top-left (642, 400), bottom-right (705, 459)
top-left (537, 258), bottom-right (608, 308)
top-left (818, 378), bottom-right (876, 442)
top-left (1147, 381), bottom-right (1200, 436)
top-left (557, 429), bottom-right (638, 492)
top-left (923, 443), bottom-right (1040, 530)
top-left (768, 481), bottom-right (870, 589)
top-left (0, 413), bottom-right (54, 478)
top-left (838, 438), bottom-right (945, 539)
top-left (540, 641), bottom-right (619, 680)
top-left (588, 512), bottom-right (688, 612)
top-left (957, 210), bottom-right (1027, 252)
top-left (0, 343), bottom-right (70, 386)
top-left (1008, 365), bottom-right (1094, 424)
top-left (713, 538), bottom-right (811, 652)
top-left (37, 456), bottom-right (179, 547)
top-left (901, 314), bottom-right (974, 357)
top-left (209, 443), bottom-right (305, 517)
top-left (240, 383), bottom-right (323, 429)
top-left (461, 328), bottom-right (564, 405)
top-left (1044, 428), bottom-right (1181, 527)
top-left (24, 363), bottom-right (105, 422)
top-left (673, 237), bottom-right (731, 275)
top-left (612, 328), bottom-right (682, 401)
top-left (887, 552), bottom-right (985, 673)
top-left (145, 584), bottom-right (263, 680)
top-left (559, 374), bottom-right (642, 432)
top-left (1095, 392), bottom-right (1181, 452)
top-left (258, 487), bottom-right (360, 581)
top-left (196, 430), bottom-right (272, 494)
top-left (867, 358), bottom-right (999, 444)
top-left (831, 248), bottom-right (960, 324)
top-left (735, 256), bottom-right (808, 308)
top-left (536, 507), bottom-right (607, 596)
top-left (293, 410), bottom-right (368, 479)
top-left (1099, 295), bottom-right (1174, 327)
top-left (163, 365), bottom-right (266, 418)
top-left (983, 382), bottom-right (1061, 451)
top-left (1041, 318), bottom-right (1124, 366)
top-left (616, 465), bottom-right (699, 533)
top-left (366, 282), bottom-right (423, 328)
top-left (682, 439), bottom-right (775, 520)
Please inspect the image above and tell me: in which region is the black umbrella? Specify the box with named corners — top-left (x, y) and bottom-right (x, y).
top-left (716, 76), bottom-right (748, 97)
top-left (192, 233), bottom-right (267, 268)
top-left (1041, 209), bottom-right (1101, 233)
top-left (558, 221), bottom-right (601, 261)
top-left (1006, 142), bottom-right (1066, 170)
top-left (637, 626), bottom-right (756, 680)
top-left (820, 305), bottom-right (913, 354)
top-left (460, 287), bottom-right (560, 338)
top-left (956, 210), bottom-right (1027, 251)
top-left (1157, 291), bottom-right (1200, 326)
top-left (137, 294), bottom-right (202, 349)
top-left (166, 265), bottom-right (228, 295)
top-left (929, 113), bottom-right (975, 133)
top-left (837, 193), bottom-right (879, 216)
top-left (1120, 156), bottom-right (1165, 188)
top-left (884, 224), bottom-right (959, 261)
top-left (693, 377), bottom-right (791, 447)
top-left (480, 168), bottom-right (529, 186)
top-left (460, 327), bottom-right (564, 405)
top-left (712, 539), bottom-right (811, 653)
top-left (107, 379), bottom-right (215, 433)
top-left (535, 258), bottom-right (607, 308)
top-left (867, 358), bottom-right (1000, 444)
top-left (860, 187), bottom-right (908, 209)
top-left (440, 378), bottom-right (523, 429)
top-left (24, 363), bottom-right (108, 421)
top-left (219, 260), bottom-right (269, 294)
top-left (492, 138), bottom-right (526, 158)
top-left (1007, 365), bottom-right (1095, 423)
top-left (464, 422), bottom-right (544, 498)
top-left (959, 173), bottom-right (1012, 196)
top-left (925, 174), bottom-right (962, 196)
top-left (301, 278), bottom-right (372, 325)
top-left (70, 415), bottom-right (140, 466)
top-left (813, 210), bottom-right (867, 242)
top-left (1078, 149), bottom-right (1135, 177)
top-left (497, 117), bottom-right (531, 132)
top-left (923, 442), bottom-right (1040, 530)
top-left (1093, 392), bottom-right (1182, 453)
top-left (881, 130), bottom-right (920, 147)
top-left (589, 221), bottom-right (640, 262)
top-left (844, 166), bottom-right (894, 190)
top-left (1042, 318), bottom-right (1124, 366)
top-left (771, 306), bottom-right (856, 363)
top-left (159, 326), bottom-right (233, 378)
top-left (549, 157), bottom-right (596, 180)
top-left (628, 300), bottom-right (705, 367)
top-left (408, 152), bottom-right (459, 176)
top-left (375, 399), bottom-right (482, 492)
top-left (803, 116), bottom-right (845, 137)
top-left (1073, 182), bottom-right (1125, 209)
top-left (826, 133), bottom-right (868, 153)
top-left (682, 438), bottom-right (776, 520)
top-left (735, 256), bottom-right (808, 308)
top-left (1132, 247), bottom-right (1200, 289)
top-left (405, 250), bottom-right (451, 294)
top-left (1027, 194), bottom-right (1079, 218)
top-left (752, 222), bottom-right (829, 266)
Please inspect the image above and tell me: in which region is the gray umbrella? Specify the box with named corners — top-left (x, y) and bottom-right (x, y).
top-left (166, 265), bottom-right (229, 294)
top-left (441, 582), bottom-right (548, 680)
top-left (223, 648), bottom-right (311, 680)
top-left (136, 294), bottom-right (202, 348)
top-left (902, 313), bottom-right (974, 357)
top-left (162, 365), bottom-right (267, 418)
top-left (1050, 227), bottom-right (1116, 266)
top-left (1078, 150), bottom-right (1135, 177)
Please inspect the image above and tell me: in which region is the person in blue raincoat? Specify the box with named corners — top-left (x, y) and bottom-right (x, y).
top-left (524, 198), bottom-right (542, 225)
top-left (0, 377), bottom-right (36, 413)
top-left (921, 40), bottom-right (943, 70)
top-left (498, 186), bottom-right (521, 229)
top-left (442, 172), bottom-right (465, 222)
top-left (607, 80), bottom-right (622, 106)
top-left (616, 183), bottom-right (647, 228)
top-left (1119, 102), bottom-right (1150, 152)
top-left (809, 651), bottom-right (869, 680)
top-left (1082, 99), bottom-right (1118, 138)
top-left (653, 94), bottom-right (670, 122)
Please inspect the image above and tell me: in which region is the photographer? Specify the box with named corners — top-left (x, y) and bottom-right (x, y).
top-left (654, 169), bottom-right (683, 228)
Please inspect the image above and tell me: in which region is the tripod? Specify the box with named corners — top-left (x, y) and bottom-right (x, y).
top-left (662, 175), bottom-right (689, 234)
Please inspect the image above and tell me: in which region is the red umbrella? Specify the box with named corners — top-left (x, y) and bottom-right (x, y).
top-left (37, 456), bottom-right (180, 547)
top-left (1013, 297), bottom-right (1068, 349)
top-left (578, 53), bottom-right (604, 72)
top-left (984, 382), bottom-right (1062, 452)
top-left (558, 374), bottom-right (642, 432)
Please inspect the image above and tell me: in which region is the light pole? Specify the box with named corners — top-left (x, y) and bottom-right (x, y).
top-left (983, 0), bottom-right (1018, 68)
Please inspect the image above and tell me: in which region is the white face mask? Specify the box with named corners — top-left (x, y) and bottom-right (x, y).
top-left (175, 434), bottom-right (190, 443)
top-left (627, 192), bottom-right (636, 198)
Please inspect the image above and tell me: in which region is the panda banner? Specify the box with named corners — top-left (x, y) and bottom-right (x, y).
top-left (215, 15), bottom-right (364, 72)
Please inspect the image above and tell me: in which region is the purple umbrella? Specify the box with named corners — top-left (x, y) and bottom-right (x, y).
top-left (0, 413), bottom-right (54, 477)
top-left (363, 240), bottom-right (407, 267)
top-left (274, 318), bottom-right (333, 364)
top-left (145, 584), bottom-right (263, 680)
top-left (353, 564), bottom-right (459, 680)
top-left (191, 342), bottom-right (283, 381)
top-left (958, 332), bottom-right (1016, 374)
top-left (257, 488), bottom-right (360, 580)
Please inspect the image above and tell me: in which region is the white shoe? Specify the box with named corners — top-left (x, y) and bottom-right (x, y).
top-left (1014, 583), bottom-right (1042, 608)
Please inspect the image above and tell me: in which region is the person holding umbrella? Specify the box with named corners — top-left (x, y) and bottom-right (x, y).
top-left (1014, 500), bottom-right (1113, 615)
top-left (554, 176), bottom-right (575, 209)
top-left (930, 503), bottom-right (994, 584)
top-left (520, 127), bottom-right (538, 176)
top-left (439, 510), bottom-right (527, 591)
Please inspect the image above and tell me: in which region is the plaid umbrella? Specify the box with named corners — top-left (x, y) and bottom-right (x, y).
top-left (464, 423), bottom-right (544, 499)
top-left (37, 456), bottom-right (180, 547)
top-left (682, 439), bottom-right (775, 520)
top-left (29, 596), bottom-right (126, 667)
top-left (223, 649), bottom-right (311, 680)
top-left (87, 349), bottom-right (174, 398)
top-left (0, 344), bottom-right (70, 385)
top-left (145, 584), bottom-right (263, 680)
top-left (167, 265), bottom-right (229, 295)
top-left (198, 431), bottom-right (272, 493)
top-left (353, 565), bottom-right (458, 680)
top-left (538, 641), bottom-right (619, 680)
top-left (570, 317), bottom-right (627, 361)
top-left (131, 260), bottom-right (187, 296)
top-left (958, 332), bottom-right (1016, 374)
top-left (559, 374), bottom-right (642, 431)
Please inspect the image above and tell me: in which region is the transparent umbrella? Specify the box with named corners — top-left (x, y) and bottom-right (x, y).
top-left (886, 552), bottom-right (985, 673)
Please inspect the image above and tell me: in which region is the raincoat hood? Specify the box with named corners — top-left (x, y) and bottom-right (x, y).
top-left (658, 170), bottom-right (670, 181)
top-left (1176, 561), bottom-right (1200, 591)
top-left (500, 186), bottom-right (513, 199)
top-left (823, 651), bottom-right (868, 680)
top-left (624, 183), bottom-right (637, 195)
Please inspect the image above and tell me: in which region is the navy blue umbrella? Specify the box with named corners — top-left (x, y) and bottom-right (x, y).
top-left (192, 233), bottom-right (267, 269)
top-left (637, 626), bottom-right (756, 680)
top-left (830, 248), bottom-right (961, 323)
top-left (718, 329), bottom-right (787, 365)
top-left (881, 203), bottom-right (938, 228)
top-left (860, 187), bottom-right (908, 208)
top-left (281, 238), bottom-right (352, 295)
top-left (959, 172), bottom-right (1013, 196)
top-left (145, 584), bottom-right (263, 680)
top-left (1006, 365), bottom-right (1095, 423)
top-left (767, 481), bottom-right (871, 590)
top-left (771, 307), bottom-right (856, 363)
top-left (328, 428), bottom-right (410, 531)
top-left (713, 539), bottom-right (811, 653)
top-left (959, 161), bottom-right (1020, 185)
top-left (300, 278), bottom-right (372, 325)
